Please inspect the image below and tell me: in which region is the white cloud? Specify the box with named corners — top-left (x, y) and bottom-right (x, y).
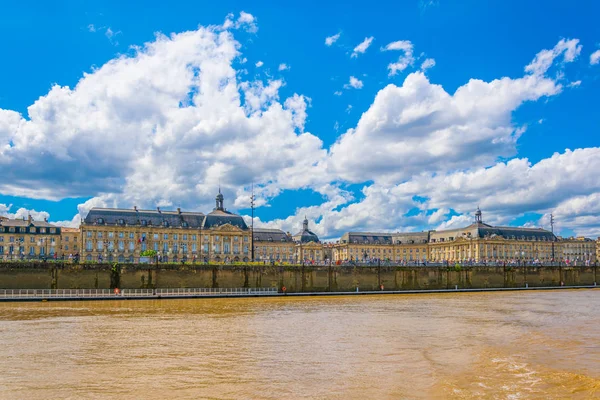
top-left (0, 24), bottom-right (595, 240)
top-left (346, 104), bottom-right (353, 113)
top-left (278, 63), bottom-right (290, 71)
top-left (568, 80), bottom-right (581, 88)
top-left (382, 40), bottom-right (414, 76)
top-left (334, 91), bottom-right (342, 96)
top-left (255, 61), bottom-right (264, 67)
top-left (0, 204), bottom-right (50, 222)
top-left (590, 49), bottom-right (600, 65)
top-left (343, 76), bottom-right (363, 89)
top-left (223, 11), bottom-right (258, 33)
top-left (0, 19), bottom-right (328, 217)
top-left (420, 58), bottom-right (436, 71)
top-left (87, 24), bottom-right (96, 33)
top-left (351, 37), bottom-right (374, 58)
top-left (325, 32), bottom-right (341, 46)
top-left (525, 38), bottom-right (582, 76)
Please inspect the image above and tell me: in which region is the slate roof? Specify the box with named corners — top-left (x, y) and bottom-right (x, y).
top-left (83, 208), bottom-right (205, 229)
top-left (253, 228), bottom-right (292, 242)
top-left (429, 222), bottom-right (557, 242)
top-left (341, 231), bottom-right (429, 244)
top-left (202, 209), bottom-right (248, 230)
top-left (0, 219), bottom-right (57, 228)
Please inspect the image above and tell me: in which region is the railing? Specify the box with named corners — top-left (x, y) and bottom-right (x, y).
top-left (0, 287), bottom-right (278, 299)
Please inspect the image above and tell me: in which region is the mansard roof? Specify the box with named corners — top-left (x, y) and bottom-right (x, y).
top-left (253, 228), bottom-right (292, 242)
top-left (341, 231), bottom-right (429, 244)
top-left (83, 208), bottom-right (205, 228)
top-left (0, 218), bottom-right (57, 228)
top-left (202, 209), bottom-right (248, 230)
top-left (430, 222), bottom-right (557, 241)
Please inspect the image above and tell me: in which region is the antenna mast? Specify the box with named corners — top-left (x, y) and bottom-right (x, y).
top-left (251, 183), bottom-right (255, 262)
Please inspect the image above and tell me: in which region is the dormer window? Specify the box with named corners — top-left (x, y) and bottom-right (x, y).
top-left (163, 221), bottom-right (168, 227)
top-left (182, 221), bottom-right (188, 227)
top-left (118, 219), bottom-right (125, 225)
top-left (141, 220), bottom-right (147, 226)
top-left (97, 218), bottom-right (104, 224)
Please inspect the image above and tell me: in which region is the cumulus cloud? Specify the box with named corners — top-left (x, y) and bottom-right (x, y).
top-left (382, 40), bottom-right (414, 75)
top-left (590, 49), bottom-right (600, 65)
top-left (255, 60), bottom-right (264, 67)
top-left (351, 37), bottom-right (374, 57)
top-left (0, 24), bottom-right (595, 239)
top-left (343, 76), bottom-right (364, 89)
top-left (0, 204), bottom-right (50, 222)
top-left (0, 19), bottom-right (327, 220)
top-left (278, 63), bottom-right (290, 71)
top-left (568, 80), bottom-right (581, 88)
top-left (222, 11), bottom-right (258, 33)
top-left (327, 38), bottom-right (582, 186)
top-left (325, 32), bottom-right (341, 46)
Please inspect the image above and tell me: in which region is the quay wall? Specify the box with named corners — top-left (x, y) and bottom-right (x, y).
top-left (0, 263), bottom-right (597, 292)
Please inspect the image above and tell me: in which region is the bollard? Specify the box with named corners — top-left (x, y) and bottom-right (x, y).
top-left (455, 285), bottom-right (458, 290)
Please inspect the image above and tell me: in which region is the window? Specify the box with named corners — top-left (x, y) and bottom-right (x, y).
top-left (142, 220), bottom-right (147, 226)
top-left (29, 247), bottom-right (35, 255)
top-left (108, 241), bottom-right (114, 250)
top-left (86, 241), bottom-right (93, 251)
top-left (192, 234), bottom-right (197, 241)
top-left (108, 232), bottom-right (114, 238)
top-left (154, 242), bottom-right (158, 251)
top-left (50, 228), bottom-right (56, 234)
top-left (97, 241), bottom-right (103, 251)
top-left (244, 236), bottom-right (248, 242)
top-left (162, 221), bottom-right (168, 227)
top-left (40, 228), bottom-right (45, 233)
top-left (87, 231), bottom-right (92, 238)
top-left (97, 218), bottom-right (104, 224)
top-left (9, 237), bottom-right (14, 243)
top-left (64, 236), bottom-right (69, 242)
top-left (183, 234), bottom-right (187, 240)
top-left (174, 234), bottom-right (178, 240)
top-left (164, 234), bottom-right (169, 240)
top-left (192, 243), bottom-right (197, 252)
top-left (129, 232), bottom-right (134, 239)
top-left (215, 244), bottom-right (220, 253)
top-left (118, 241), bottom-right (124, 251)
top-left (182, 222), bottom-right (188, 227)
top-left (215, 235), bottom-right (220, 241)
top-left (118, 219), bottom-right (125, 225)
top-left (119, 232), bottom-right (124, 238)
top-left (0, 237), bottom-right (3, 242)
top-left (234, 236), bottom-right (239, 242)
top-left (163, 243), bottom-right (168, 251)
top-left (9, 227), bottom-right (15, 233)
top-left (129, 241), bottom-right (134, 251)
top-left (173, 243), bottom-right (178, 252)
top-left (154, 233), bottom-right (159, 240)
top-left (97, 232), bottom-right (103, 239)
top-left (65, 245), bottom-right (69, 251)
top-left (203, 243), bottom-right (208, 253)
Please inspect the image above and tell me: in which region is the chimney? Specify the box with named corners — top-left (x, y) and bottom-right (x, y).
top-left (44, 217), bottom-right (47, 222)
top-left (177, 207), bottom-right (181, 214)
top-left (28, 214), bottom-right (32, 224)
top-left (134, 205), bottom-right (138, 211)
top-left (157, 207), bottom-right (161, 213)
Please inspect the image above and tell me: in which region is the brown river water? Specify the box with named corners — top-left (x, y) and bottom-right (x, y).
top-left (0, 290), bottom-right (598, 399)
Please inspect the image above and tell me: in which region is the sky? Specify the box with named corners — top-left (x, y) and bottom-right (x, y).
top-left (1, 0), bottom-right (599, 239)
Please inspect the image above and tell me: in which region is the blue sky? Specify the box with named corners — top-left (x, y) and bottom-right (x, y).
top-left (1, 0), bottom-right (599, 238)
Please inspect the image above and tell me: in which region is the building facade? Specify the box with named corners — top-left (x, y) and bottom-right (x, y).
top-left (332, 231), bottom-right (428, 263)
top-left (0, 215), bottom-right (61, 260)
top-left (557, 236), bottom-right (597, 264)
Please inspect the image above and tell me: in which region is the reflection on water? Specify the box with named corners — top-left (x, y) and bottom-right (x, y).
top-left (0, 290), bottom-right (598, 399)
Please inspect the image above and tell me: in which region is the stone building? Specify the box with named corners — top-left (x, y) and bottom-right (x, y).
top-left (332, 231), bottom-right (428, 263)
top-left (557, 236), bottom-right (597, 264)
top-left (252, 228), bottom-right (294, 262)
top-left (59, 227), bottom-right (80, 256)
top-left (80, 190), bottom-right (252, 263)
top-left (0, 215), bottom-right (61, 260)
top-left (293, 217), bottom-right (324, 263)
top-left (428, 209), bottom-right (557, 263)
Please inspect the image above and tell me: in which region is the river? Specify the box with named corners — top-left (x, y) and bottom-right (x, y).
top-left (0, 290), bottom-right (598, 399)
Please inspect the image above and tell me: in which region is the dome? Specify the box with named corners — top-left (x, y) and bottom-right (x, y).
top-left (292, 217), bottom-right (319, 243)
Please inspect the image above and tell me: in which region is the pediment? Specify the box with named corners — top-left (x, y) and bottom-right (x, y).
top-left (214, 223), bottom-right (243, 232)
top-left (301, 242), bottom-right (323, 249)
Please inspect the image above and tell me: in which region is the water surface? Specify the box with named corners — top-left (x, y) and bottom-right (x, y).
top-left (0, 290), bottom-right (598, 399)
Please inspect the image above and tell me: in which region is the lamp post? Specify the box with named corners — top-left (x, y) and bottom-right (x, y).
top-left (250, 184), bottom-right (255, 262)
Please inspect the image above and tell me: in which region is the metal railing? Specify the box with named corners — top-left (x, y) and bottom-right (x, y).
top-left (0, 287), bottom-right (278, 299)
